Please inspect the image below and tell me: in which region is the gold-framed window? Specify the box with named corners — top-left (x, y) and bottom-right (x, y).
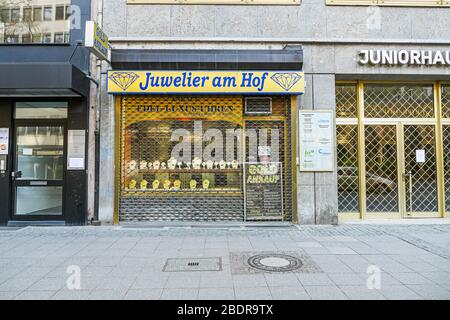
top-left (127, 0), bottom-right (300, 5)
top-left (326, 0), bottom-right (449, 6)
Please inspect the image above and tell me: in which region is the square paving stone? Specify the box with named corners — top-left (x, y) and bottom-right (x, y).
top-left (198, 287), bottom-right (235, 300)
top-left (234, 287), bottom-right (272, 300)
top-left (88, 289), bottom-right (128, 300)
top-left (269, 286), bottom-right (310, 300)
top-left (160, 288), bottom-right (198, 300)
top-left (339, 286), bottom-right (387, 300)
top-left (14, 290), bottom-right (56, 300)
top-left (0, 291), bottom-right (21, 300)
top-left (132, 276), bottom-right (169, 289)
top-left (327, 247), bottom-right (357, 255)
top-left (420, 272), bottom-right (450, 285)
top-left (165, 273), bottom-right (201, 289)
top-left (389, 272), bottom-right (435, 285)
top-left (50, 289), bottom-right (91, 300)
top-left (378, 285), bottom-right (423, 300)
top-left (304, 285), bottom-right (348, 300)
top-left (28, 278), bottom-right (66, 291)
top-left (297, 242), bottom-right (323, 248)
top-left (232, 274), bottom-right (267, 288)
top-left (296, 274), bottom-right (334, 286)
top-left (123, 289), bottom-right (163, 300)
top-left (95, 277), bottom-right (136, 290)
top-left (0, 277), bottom-right (38, 291)
top-left (328, 273), bottom-right (367, 286)
top-left (264, 273), bottom-right (302, 287)
top-left (407, 284), bottom-right (450, 300)
top-left (200, 272), bottom-right (233, 288)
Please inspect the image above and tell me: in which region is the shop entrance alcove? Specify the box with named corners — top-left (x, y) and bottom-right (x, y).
top-left (116, 95), bottom-right (296, 222)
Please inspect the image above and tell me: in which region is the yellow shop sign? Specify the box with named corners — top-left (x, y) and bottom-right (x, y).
top-left (107, 70), bottom-right (305, 95)
top-left (85, 21), bottom-right (109, 60)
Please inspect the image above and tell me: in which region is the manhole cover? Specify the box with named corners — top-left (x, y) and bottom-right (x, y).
top-left (248, 253), bottom-right (302, 272)
top-left (230, 251), bottom-right (322, 274)
top-left (163, 257), bottom-right (222, 272)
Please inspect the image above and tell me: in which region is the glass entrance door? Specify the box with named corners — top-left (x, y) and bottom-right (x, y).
top-left (402, 125), bottom-right (439, 217)
top-left (363, 123), bottom-right (439, 218)
top-left (12, 124), bottom-right (65, 219)
top-left (364, 125), bottom-right (400, 216)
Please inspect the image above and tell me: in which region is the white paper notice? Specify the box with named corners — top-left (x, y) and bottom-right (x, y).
top-left (69, 158), bottom-right (84, 169)
top-left (67, 130), bottom-right (86, 170)
top-left (23, 148), bottom-right (33, 156)
top-left (416, 150), bottom-right (426, 163)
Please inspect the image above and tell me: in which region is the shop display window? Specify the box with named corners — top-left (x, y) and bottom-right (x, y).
top-left (120, 94), bottom-right (246, 195)
top-left (123, 120), bottom-right (242, 193)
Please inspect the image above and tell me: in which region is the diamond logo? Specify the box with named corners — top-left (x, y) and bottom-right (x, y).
top-left (109, 72), bottom-right (140, 91)
top-left (270, 72), bottom-right (303, 91)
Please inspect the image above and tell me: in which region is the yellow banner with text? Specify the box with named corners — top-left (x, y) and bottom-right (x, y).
top-left (107, 70), bottom-right (304, 95)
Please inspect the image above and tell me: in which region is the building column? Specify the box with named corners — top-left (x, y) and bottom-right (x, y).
top-left (297, 74), bottom-right (338, 224)
top-left (98, 62), bottom-right (115, 224)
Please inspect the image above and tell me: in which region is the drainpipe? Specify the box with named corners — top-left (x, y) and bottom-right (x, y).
top-left (92, 0), bottom-right (104, 224)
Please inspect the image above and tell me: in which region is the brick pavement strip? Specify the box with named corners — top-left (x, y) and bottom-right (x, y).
top-left (0, 224), bottom-right (449, 300)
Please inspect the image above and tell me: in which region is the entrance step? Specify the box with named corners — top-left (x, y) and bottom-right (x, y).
top-left (7, 221), bottom-right (66, 227)
top-left (121, 221), bottom-right (296, 230)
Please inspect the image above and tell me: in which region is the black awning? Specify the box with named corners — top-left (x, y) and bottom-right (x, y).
top-left (0, 63), bottom-right (89, 97)
top-left (111, 49), bottom-right (303, 71)
top-left (0, 89), bottom-right (82, 97)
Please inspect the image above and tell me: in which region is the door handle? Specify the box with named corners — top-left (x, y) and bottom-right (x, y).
top-left (11, 171), bottom-right (22, 179)
top-left (402, 171), bottom-right (412, 180)
top-left (403, 171), bottom-right (413, 216)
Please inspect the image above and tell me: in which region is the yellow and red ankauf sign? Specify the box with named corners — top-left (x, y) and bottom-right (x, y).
top-left (107, 70), bottom-right (304, 95)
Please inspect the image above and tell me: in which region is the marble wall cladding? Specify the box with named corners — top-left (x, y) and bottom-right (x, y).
top-left (104, 2), bottom-right (450, 41)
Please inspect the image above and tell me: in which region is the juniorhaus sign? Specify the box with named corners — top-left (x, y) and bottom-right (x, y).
top-left (107, 71), bottom-right (305, 95)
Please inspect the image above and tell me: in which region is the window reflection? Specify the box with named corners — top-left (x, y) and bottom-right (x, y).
top-left (16, 126), bottom-right (64, 180)
top-left (16, 186), bottom-right (62, 215)
top-left (0, 0), bottom-right (71, 44)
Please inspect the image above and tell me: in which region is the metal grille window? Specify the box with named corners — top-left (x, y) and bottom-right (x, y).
top-left (121, 96), bottom-right (243, 195)
top-left (404, 125), bottom-right (438, 213)
top-left (244, 97), bottom-right (272, 115)
top-left (123, 120), bottom-right (242, 193)
top-left (243, 96), bottom-right (293, 221)
top-left (442, 85), bottom-right (450, 118)
top-left (443, 126), bottom-right (450, 212)
top-left (364, 84), bottom-right (434, 118)
top-left (119, 95), bottom-right (293, 222)
top-left (336, 125), bottom-right (359, 212)
top-left (336, 84), bottom-right (357, 118)
top-left (365, 125), bottom-right (399, 213)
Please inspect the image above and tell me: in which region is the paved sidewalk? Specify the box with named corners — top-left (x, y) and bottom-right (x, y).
top-left (0, 223), bottom-right (449, 300)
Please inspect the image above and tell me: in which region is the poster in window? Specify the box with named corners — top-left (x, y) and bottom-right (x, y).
top-left (244, 162), bottom-right (283, 220)
top-left (0, 128), bottom-right (9, 155)
top-left (67, 130), bottom-right (85, 170)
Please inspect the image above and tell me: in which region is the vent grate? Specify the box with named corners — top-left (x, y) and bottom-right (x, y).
top-left (245, 97), bottom-right (272, 115)
top-left (163, 257), bottom-right (222, 272)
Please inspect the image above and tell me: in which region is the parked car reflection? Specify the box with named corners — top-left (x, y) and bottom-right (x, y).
top-left (338, 167), bottom-right (396, 193)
